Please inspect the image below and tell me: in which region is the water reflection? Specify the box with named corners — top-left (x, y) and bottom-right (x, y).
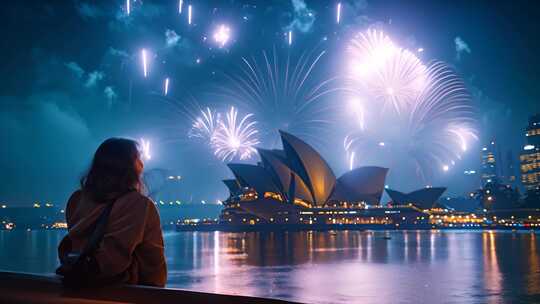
top-left (0, 230), bottom-right (539, 303)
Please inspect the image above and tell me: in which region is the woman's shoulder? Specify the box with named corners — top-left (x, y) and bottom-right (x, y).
top-left (66, 190), bottom-right (83, 209)
top-left (119, 191), bottom-right (156, 209)
top-left (65, 190), bottom-right (84, 225)
top-left (68, 190), bottom-right (83, 202)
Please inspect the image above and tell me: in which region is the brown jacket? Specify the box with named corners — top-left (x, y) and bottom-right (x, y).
top-left (58, 190), bottom-right (167, 287)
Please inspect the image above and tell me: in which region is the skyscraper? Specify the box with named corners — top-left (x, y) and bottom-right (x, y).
top-left (520, 114), bottom-right (540, 191)
top-left (480, 140), bottom-right (498, 187)
top-left (504, 150), bottom-right (517, 186)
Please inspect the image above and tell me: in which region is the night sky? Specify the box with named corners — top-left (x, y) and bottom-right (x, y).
top-left (1, 0), bottom-right (539, 207)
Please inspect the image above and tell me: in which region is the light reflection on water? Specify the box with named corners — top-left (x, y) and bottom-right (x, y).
top-left (1, 230), bottom-right (539, 303)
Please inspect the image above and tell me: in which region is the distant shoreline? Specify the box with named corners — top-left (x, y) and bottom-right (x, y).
top-left (175, 223), bottom-right (540, 232)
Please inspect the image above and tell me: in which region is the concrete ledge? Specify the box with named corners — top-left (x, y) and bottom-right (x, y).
top-left (0, 271), bottom-right (296, 304)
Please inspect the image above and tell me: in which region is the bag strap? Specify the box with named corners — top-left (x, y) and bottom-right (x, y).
top-left (79, 192), bottom-right (130, 258)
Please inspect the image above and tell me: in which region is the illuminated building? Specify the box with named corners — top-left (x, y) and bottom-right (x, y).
top-left (220, 130), bottom-right (429, 226)
top-left (385, 187), bottom-right (447, 210)
top-left (503, 150), bottom-right (517, 186)
top-left (480, 140), bottom-right (499, 186)
top-left (520, 114), bottom-right (540, 191)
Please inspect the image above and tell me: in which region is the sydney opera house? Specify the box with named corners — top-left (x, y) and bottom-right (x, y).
top-left (220, 131), bottom-right (447, 228)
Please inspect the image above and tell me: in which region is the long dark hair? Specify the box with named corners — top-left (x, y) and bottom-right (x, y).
top-left (81, 138), bottom-right (144, 202)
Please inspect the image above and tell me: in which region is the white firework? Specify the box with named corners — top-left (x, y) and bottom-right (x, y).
top-left (188, 107), bottom-right (221, 141)
top-left (213, 24), bottom-right (231, 48)
top-left (139, 138), bottom-right (151, 160)
top-left (211, 107), bottom-right (259, 161)
top-left (348, 29), bottom-right (428, 114)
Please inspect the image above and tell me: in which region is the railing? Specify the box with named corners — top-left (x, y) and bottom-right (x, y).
top-left (0, 271), bottom-right (295, 304)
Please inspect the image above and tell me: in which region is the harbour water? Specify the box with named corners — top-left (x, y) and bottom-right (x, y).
top-left (0, 230), bottom-right (539, 303)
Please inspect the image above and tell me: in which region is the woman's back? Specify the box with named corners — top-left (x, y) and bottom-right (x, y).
top-left (58, 190), bottom-right (167, 287)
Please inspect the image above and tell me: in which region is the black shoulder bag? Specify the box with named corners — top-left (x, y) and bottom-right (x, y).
top-left (56, 199), bottom-right (117, 288)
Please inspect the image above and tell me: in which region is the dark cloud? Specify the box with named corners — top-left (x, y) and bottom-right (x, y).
top-left (84, 71), bottom-right (105, 88)
top-left (0, 94), bottom-right (95, 204)
top-left (108, 47), bottom-right (130, 59)
top-left (103, 86), bottom-right (117, 108)
top-left (165, 29), bottom-right (181, 48)
top-left (65, 62), bottom-right (84, 78)
top-left (285, 0), bottom-right (316, 33)
top-left (455, 36), bottom-right (471, 61)
top-left (75, 2), bottom-right (105, 19)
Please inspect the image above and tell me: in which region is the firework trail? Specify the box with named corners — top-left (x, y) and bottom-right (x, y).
top-left (336, 3), bottom-right (342, 24)
top-left (188, 5), bottom-right (192, 24)
top-left (288, 30), bottom-right (293, 45)
top-left (126, 0), bottom-right (131, 15)
top-left (211, 106), bottom-right (259, 161)
top-left (215, 46), bottom-right (341, 147)
top-left (164, 78), bottom-right (170, 95)
top-left (141, 49), bottom-right (148, 77)
top-left (178, 0), bottom-right (183, 14)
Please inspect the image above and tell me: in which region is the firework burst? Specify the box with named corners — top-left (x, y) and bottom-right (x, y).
top-left (344, 30), bottom-right (477, 183)
top-left (215, 47), bottom-right (341, 147)
top-left (211, 106), bottom-right (259, 161)
top-left (347, 29), bottom-right (428, 114)
top-left (188, 107), bottom-right (221, 141)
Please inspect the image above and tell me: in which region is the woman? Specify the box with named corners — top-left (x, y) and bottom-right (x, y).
top-left (58, 138), bottom-right (167, 287)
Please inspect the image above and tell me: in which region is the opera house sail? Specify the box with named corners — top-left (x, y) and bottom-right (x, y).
top-left (219, 130), bottom-right (435, 227)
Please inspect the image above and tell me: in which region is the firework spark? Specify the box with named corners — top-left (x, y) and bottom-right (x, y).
top-left (212, 107), bottom-right (259, 161)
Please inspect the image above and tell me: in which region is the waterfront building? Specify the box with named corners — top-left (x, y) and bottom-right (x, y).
top-left (480, 140), bottom-right (499, 187)
top-left (503, 150), bottom-right (518, 186)
top-left (385, 187), bottom-right (447, 210)
top-left (520, 114), bottom-right (540, 191)
top-left (220, 131), bottom-right (437, 227)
